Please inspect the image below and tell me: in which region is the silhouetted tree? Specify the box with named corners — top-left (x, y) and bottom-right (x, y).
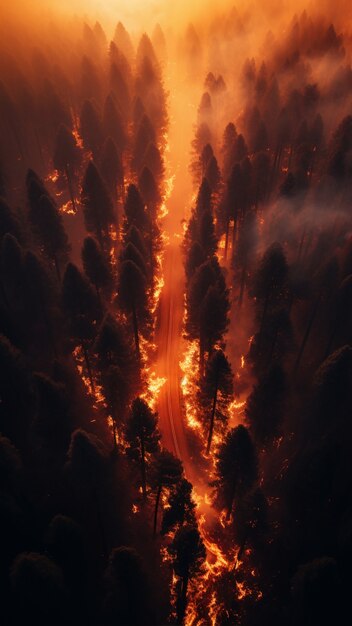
top-left (33, 372), bottom-right (70, 451)
top-left (185, 241), bottom-right (205, 284)
top-left (246, 364), bottom-right (285, 444)
top-left (138, 166), bottom-right (161, 217)
top-left (199, 350), bottom-right (234, 453)
top-left (294, 257), bottom-right (339, 372)
top-left (79, 100), bottom-right (103, 157)
top-left (62, 263), bottom-right (100, 390)
top-left (66, 429), bottom-right (108, 555)
top-left (81, 161), bottom-right (115, 250)
top-left (125, 398), bottom-right (160, 499)
top-left (221, 122), bottom-right (237, 181)
top-left (200, 285), bottom-right (230, 363)
top-left (161, 478), bottom-right (196, 535)
top-left (0, 335), bottom-right (34, 448)
top-left (10, 553), bottom-right (66, 625)
top-left (0, 233), bottom-right (24, 316)
top-left (205, 155), bottom-right (221, 194)
top-left (103, 94), bottom-right (127, 152)
top-left (291, 558), bottom-right (340, 626)
top-left (82, 236), bottom-right (112, 300)
top-left (0, 198), bottom-right (22, 242)
top-left (94, 315), bottom-right (137, 432)
top-left (26, 171), bottom-right (70, 280)
top-left (251, 242), bottom-right (289, 352)
top-left (23, 251), bottom-right (58, 355)
top-left (312, 345), bottom-right (352, 427)
top-left (120, 242), bottom-right (148, 279)
top-left (170, 525), bottom-right (205, 624)
top-left (118, 259), bottom-right (150, 361)
top-left (234, 209), bottom-right (258, 305)
top-left (233, 488), bottom-right (268, 560)
top-left (123, 183), bottom-right (150, 236)
top-left (198, 210), bottom-right (218, 258)
top-left (187, 259), bottom-right (229, 368)
top-left (104, 547), bottom-right (153, 626)
top-left (150, 450), bottom-right (183, 536)
top-left (53, 124), bottom-right (81, 211)
top-left (100, 137), bottom-right (124, 201)
top-left (214, 425), bottom-right (258, 519)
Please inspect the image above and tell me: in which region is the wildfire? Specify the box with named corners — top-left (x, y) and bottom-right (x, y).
top-left (141, 368), bottom-right (167, 410)
top-left (47, 170), bottom-right (59, 184)
top-left (60, 200), bottom-right (76, 215)
top-left (72, 346), bottom-right (115, 437)
top-left (151, 252), bottom-right (165, 315)
top-left (180, 339), bottom-right (203, 432)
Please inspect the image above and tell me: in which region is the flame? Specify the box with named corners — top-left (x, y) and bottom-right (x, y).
top-left (47, 170), bottom-right (59, 184)
top-left (180, 339), bottom-right (203, 432)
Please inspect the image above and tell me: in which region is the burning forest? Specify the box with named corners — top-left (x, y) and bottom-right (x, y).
top-left (0, 1), bottom-right (352, 625)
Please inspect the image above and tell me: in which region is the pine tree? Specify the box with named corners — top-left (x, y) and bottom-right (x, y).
top-left (79, 100), bottom-right (103, 157)
top-left (170, 525), bottom-right (205, 623)
top-left (26, 170), bottom-right (70, 280)
top-left (81, 161), bottom-right (115, 250)
top-left (82, 236), bottom-right (112, 300)
top-left (53, 124), bottom-right (81, 211)
top-left (199, 349), bottom-right (234, 453)
top-left (214, 425), bottom-right (258, 519)
top-left (161, 478), bottom-right (197, 534)
top-left (125, 398), bottom-right (160, 499)
top-left (118, 259), bottom-right (150, 360)
top-left (150, 450), bottom-right (183, 536)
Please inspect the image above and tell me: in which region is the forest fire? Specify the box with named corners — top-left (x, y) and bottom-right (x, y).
top-left (1, 1), bottom-right (352, 625)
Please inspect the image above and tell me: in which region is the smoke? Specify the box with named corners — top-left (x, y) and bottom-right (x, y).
top-left (3, 0), bottom-right (352, 37)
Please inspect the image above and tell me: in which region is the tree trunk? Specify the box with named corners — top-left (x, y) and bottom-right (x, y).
top-left (177, 573), bottom-right (189, 624)
top-left (140, 435), bottom-right (147, 500)
top-left (297, 228), bottom-right (306, 261)
top-left (65, 164), bottom-right (76, 213)
top-left (294, 295), bottom-right (320, 373)
top-left (131, 301), bottom-right (140, 362)
top-left (206, 375), bottom-right (219, 455)
top-left (153, 484), bottom-right (162, 537)
top-left (112, 419), bottom-right (118, 449)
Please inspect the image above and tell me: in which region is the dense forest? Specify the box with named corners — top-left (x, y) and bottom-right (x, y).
top-left (0, 2), bottom-right (352, 625)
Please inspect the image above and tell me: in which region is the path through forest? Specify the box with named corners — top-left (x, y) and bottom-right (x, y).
top-left (155, 61), bottom-right (198, 479)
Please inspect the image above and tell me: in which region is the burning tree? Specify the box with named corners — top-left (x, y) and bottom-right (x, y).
top-left (125, 397), bottom-right (161, 499)
top-left (150, 449), bottom-right (183, 536)
top-left (198, 349), bottom-right (234, 454)
top-left (170, 525), bottom-right (206, 624)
